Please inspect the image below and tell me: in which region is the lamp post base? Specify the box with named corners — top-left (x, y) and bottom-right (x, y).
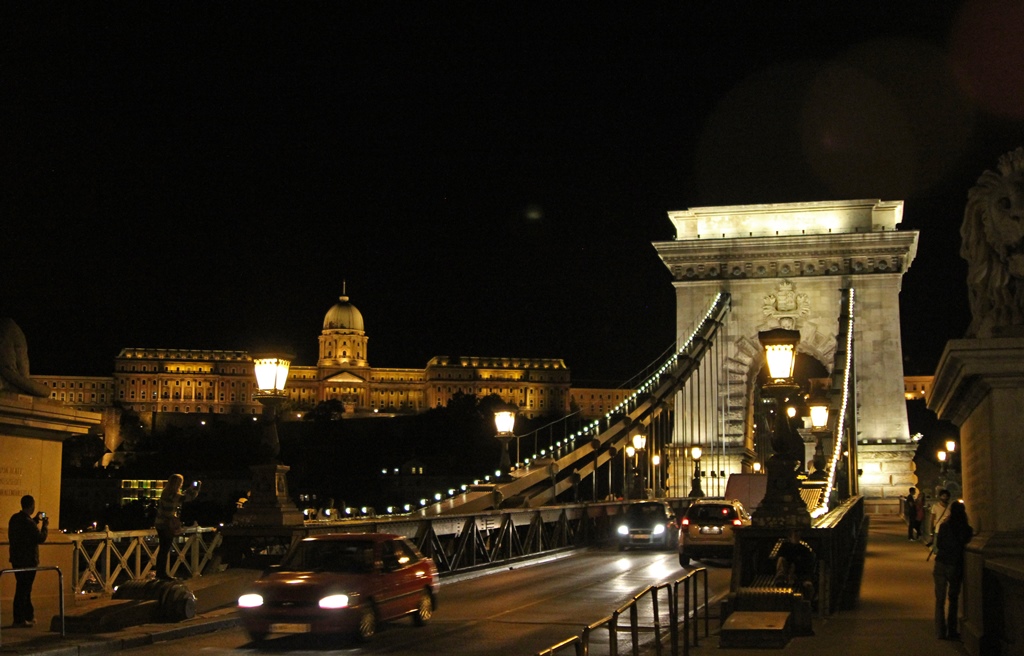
top-left (751, 455), bottom-right (811, 528)
top-left (231, 462), bottom-right (305, 527)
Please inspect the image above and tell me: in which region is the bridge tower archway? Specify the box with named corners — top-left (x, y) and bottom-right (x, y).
top-left (654, 200), bottom-right (920, 506)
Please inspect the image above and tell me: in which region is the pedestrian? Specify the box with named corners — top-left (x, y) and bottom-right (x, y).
top-left (928, 489), bottom-right (952, 546)
top-left (906, 487), bottom-right (924, 540)
top-left (7, 494), bottom-right (49, 627)
top-left (933, 500), bottom-right (973, 640)
top-left (153, 474), bottom-right (200, 580)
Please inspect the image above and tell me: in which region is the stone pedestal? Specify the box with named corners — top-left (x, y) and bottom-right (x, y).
top-left (929, 338), bottom-right (1024, 656)
top-left (230, 463), bottom-right (304, 528)
top-left (0, 392), bottom-right (101, 614)
top-left (219, 462), bottom-right (305, 569)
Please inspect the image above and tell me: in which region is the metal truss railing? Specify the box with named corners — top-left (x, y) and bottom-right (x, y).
top-left (303, 501), bottom-right (643, 576)
top-left (67, 526), bottom-right (222, 594)
top-left (66, 500), bottom-right (674, 592)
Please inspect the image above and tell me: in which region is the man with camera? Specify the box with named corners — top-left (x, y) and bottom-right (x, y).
top-left (7, 494), bottom-right (49, 628)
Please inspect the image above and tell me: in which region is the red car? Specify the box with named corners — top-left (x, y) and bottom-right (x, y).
top-left (237, 533), bottom-right (439, 642)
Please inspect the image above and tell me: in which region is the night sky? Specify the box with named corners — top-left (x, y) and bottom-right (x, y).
top-left (4, 2), bottom-right (1024, 384)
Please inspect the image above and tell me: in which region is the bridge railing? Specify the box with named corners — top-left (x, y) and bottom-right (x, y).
top-left (65, 500), bottom-right (704, 594)
top-left (306, 500), bottom-right (666, 576)
top-left (67, 526), bottom-right (222, 594)
top-left (537, 566), bottom-right (710, 656)
top-left (810, 495), bottom-right (866, 615)
top-left (63, 500), bottom-right (674, 592)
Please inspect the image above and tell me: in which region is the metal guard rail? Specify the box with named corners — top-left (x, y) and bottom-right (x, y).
top-left (67, 501), bottom-right (667, 592)
top-left (537, 566), bottom-right (710, 656)
top-left (67, 526), bottom-right (222, 594)
top-left (0, 566), bottom-right (65, 646)
top-left (809, 495), bottom-right (865, 615)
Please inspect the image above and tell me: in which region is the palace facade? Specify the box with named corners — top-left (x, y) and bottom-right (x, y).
top-left (32, 293), bottom-right (634, 424)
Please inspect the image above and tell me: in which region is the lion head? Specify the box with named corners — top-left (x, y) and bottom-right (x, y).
top-left (960, 147), bottom-right (1024, 338)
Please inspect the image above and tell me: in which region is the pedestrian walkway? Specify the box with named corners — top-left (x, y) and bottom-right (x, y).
top-left (0, 569), bottom-right (257, 656)
top-left (2, 515), bottom-right (969, 655)
top-left (700, 514), bottom-right (968, 656)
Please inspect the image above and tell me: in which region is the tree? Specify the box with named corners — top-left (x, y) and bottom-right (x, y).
top-left (62, 432), bottom-right (107, 470)
top-left (305, 399), bottom-right (345, 422)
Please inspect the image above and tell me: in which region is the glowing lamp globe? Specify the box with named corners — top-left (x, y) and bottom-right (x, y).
top-left (809, 402), bottom-right (829, 430)
top-left (758, 328), bottom-right (801, 382)
top-left (253, 355), bottom-right (292, 393)
top-left (494, 408), bottom-right (516, 435)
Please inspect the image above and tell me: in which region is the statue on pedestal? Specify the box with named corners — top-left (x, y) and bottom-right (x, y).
top-left (960, 146), bottom-right (1024, 338)
top-left (0, 318), bottom-right (50, 397)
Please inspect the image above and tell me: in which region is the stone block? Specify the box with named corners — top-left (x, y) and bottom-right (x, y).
top-left (720, 611), bottom-right (791, 649)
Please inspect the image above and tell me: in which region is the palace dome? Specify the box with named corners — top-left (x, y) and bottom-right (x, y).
top-left (323, 294), bottom-right (365, 332)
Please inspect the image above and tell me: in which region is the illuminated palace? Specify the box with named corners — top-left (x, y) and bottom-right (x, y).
top-left (32, 292), bottom-right (633, 423)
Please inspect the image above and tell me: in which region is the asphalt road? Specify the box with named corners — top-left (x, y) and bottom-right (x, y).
top-left (118, 546), bottom-right (731, 655)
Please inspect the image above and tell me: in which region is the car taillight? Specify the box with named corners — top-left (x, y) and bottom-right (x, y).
top-left (681, 518), bottom-right (690, 527)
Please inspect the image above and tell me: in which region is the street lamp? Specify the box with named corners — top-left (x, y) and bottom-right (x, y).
top-left (689, 445), bottom-right (705, 498)
top-left (756, 328), bottom-right (811, 528)
top-left (808, 397), bottom-right (829, 432)
top-left (651, 454), bottom-right (661, 498)
top-left (624, 445), bottom-right (636, 500)
top-left (760, 328), bottom-right (800, 386)
top-left (232, 352), bottom-right (304, 527)
top-left (494, 404), bottom-right (517, 483)
top-left (631, 434), bottom-right (647, 499)
top-left (253, 355), bottom-right (291, 461)
top-left (807, 386), bottom-right (830, 478)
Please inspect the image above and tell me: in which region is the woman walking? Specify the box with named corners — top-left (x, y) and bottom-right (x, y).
top-left (933, 500), bottom-right (973, 640)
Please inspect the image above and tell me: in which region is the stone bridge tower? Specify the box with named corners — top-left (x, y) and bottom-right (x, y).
top-left (653, 199), bottom-right (919, 504)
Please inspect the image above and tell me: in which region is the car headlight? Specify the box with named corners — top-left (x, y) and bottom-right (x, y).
top-left (238, 593), bottom-right (263, 608)
top-left (617, 524), bottom-right (629, 535)
top-left (653, 524), bottom-right (665, 535)
top-left (319, 594), bottom-right (350, 609)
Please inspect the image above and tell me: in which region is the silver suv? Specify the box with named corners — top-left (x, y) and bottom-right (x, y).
top-left (678, 498), bottom-right (751, 566)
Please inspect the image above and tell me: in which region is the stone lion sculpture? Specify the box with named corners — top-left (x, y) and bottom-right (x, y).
top-left (0, 317), bottom-right (50, 397)
top-left (960, 147), bottom-right (1024, 338)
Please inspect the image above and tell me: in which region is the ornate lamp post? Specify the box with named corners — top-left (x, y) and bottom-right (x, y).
top-left (232, 353), bottom-right (304, 527)
top-left (624, 445), bottom-right (636, 500)
top-left (651, 454), bottom-right (661, 498)
top-left (689, 445), bottom-right (705, 498)
top-left (937, 439), bottom-right (961, 494)
top-left (755, 328), bottom-right (810, 528)
top-left (494, 404), bottom-right (517, 483)
top-left (807, 386), bottom-right (830, 479)
top-left (632, 433), bottom-right (647, 499)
